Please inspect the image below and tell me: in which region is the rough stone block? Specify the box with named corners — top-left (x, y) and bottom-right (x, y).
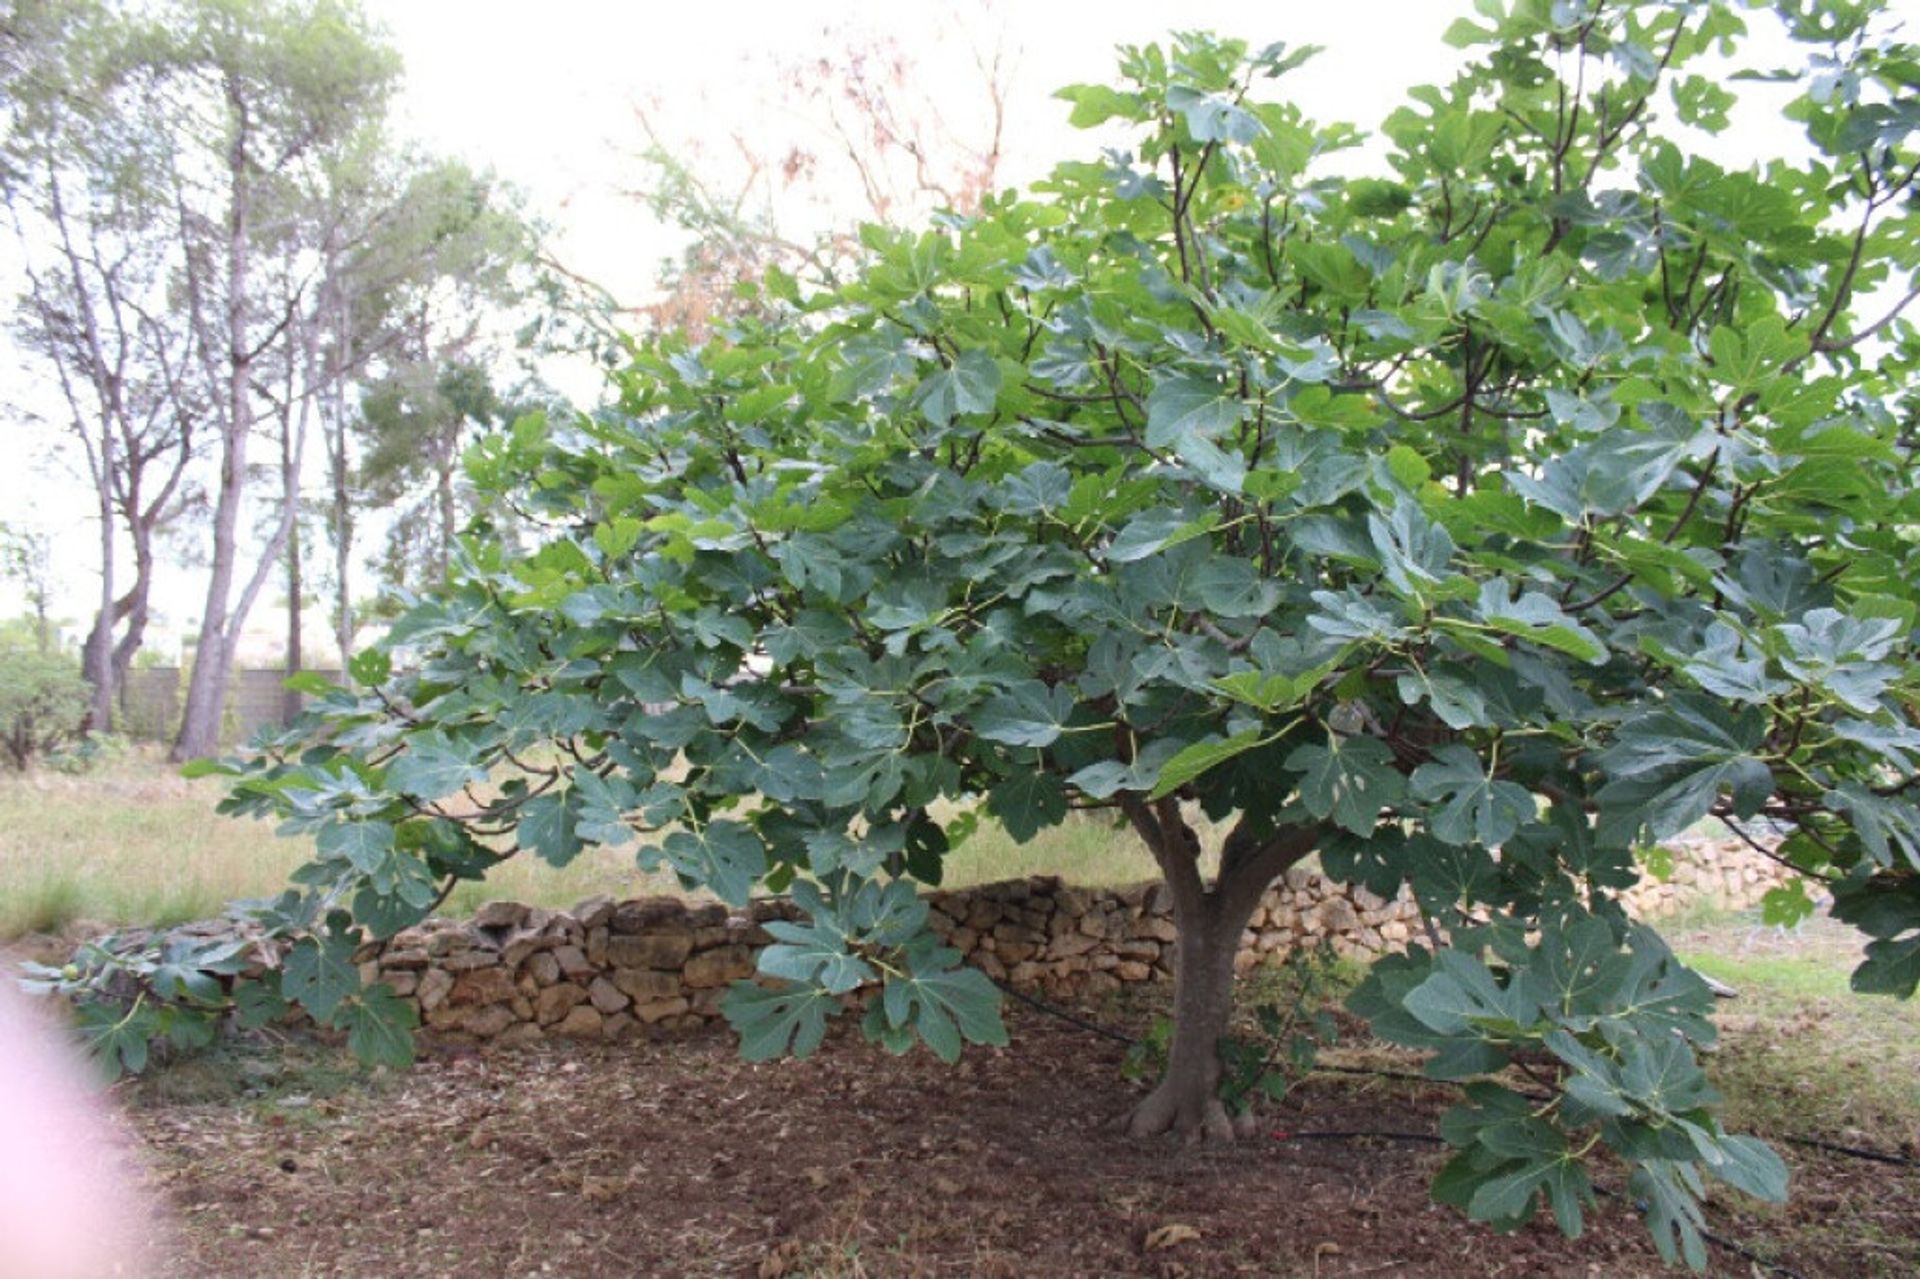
top-left (572, 896), bottom-right (615, 930)
top-left (449, 967), bottom-right (516, 1007)
top-left (553, 1005), bottom-right (604, 1038)
top-left (472, 901), bottom-right (531, 931)
top-left (612, 897), bottom-right (688, 934)
top-left (416, 967), bottom-right (454, 1013)
top-left (465, 1004), bottom-right (518, 1038)
top-left (588, 976), bottom-right (629, 1015)
top-left (634, 996), bottom-right (690, 1024)
top-left (535, 982), bottom-right (587, 1025)
top-left (612, 968), bottom-right (682, 1003)
top-left (606, 930), bottom-right (693, 970)
top-left (682, 944), bottom-right (754, 988)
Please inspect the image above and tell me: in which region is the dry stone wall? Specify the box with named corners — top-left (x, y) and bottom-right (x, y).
top-left (358, 835), bottom-right (1793, 1047)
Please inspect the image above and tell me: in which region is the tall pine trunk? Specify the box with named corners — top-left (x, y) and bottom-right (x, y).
top-left (173, 88), bottom-right (252, 761)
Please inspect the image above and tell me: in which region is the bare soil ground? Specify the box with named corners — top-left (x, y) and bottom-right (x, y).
top-left (121, 986), bottom-right (1919, 1279)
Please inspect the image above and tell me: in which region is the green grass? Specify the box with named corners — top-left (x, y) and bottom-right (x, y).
top-left (0, 751), bottom-right (1160, 941)
top-left (1674, 913), bottom-right (1920, 1142)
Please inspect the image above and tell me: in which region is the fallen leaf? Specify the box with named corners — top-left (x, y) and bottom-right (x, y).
top-left (1145, 1223), bottom-right (1202, 1251)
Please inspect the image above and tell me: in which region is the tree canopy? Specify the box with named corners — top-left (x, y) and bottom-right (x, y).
top-left (39, 1), bottom-right (1920, 1267)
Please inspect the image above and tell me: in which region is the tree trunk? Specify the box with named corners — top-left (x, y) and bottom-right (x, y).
top-left (84, 417), bottom-right (115, 732)
top-left (284, 496), bottom-right (304, 724)
top-left (173, 84), bottom-right (252, 762)
top-left (173, 429), bottom-right (242, 759)
top-left (1123, 893), bottom-right (1252, 1142)
top-left (109, 534), bottom-right (154, 694)
top-left (436, 448), bottom-right (457, 582)
top-left (328, 381), bottom-right (354, 668)
top-left (1117, 803), bottom-right (1323, 1142)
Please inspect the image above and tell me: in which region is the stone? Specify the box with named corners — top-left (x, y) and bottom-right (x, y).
top-left (682, 944), bottom-right (754, 988)
top-left (464, 1004), bottom-right (518, 1038)
top-left (1045, 932), bottom-right (1099, 960)
top-left (1014, 959), bottom-right (1055, 985)
top-left (687, 903), bottom-right (728, 929)
top-left (691, 926), bottom-right (729, 949)
top-left (1115, 960), bottom-right (1153, 982)
top-left (1138, 916), bottom-right (1178, 943)
top-left (633, 996), bottom-right (690, 1024)
top-left (606, 931), bottom-right (693, 970)
top-left (450, 968), bottom-right (517, 1007)
top-left (553, 1005), bottom-right (604, 1038)
top-left (501, 935), bottom-right (545, 968)
top-left (535, 983), bottom-right (587, 1025)
top-left (585, 927), bottom-right (609, 967)
top-left (613, 968), bottom-right (682, 1003)
top-left (750, 898), bottom-right (799, 923)
top-left (727, 920), bottom-right (772, 947)
top-left (588, 976), bottom-right (629, 1015)
top-left (510, 996), bottom-right (534, 1021)
top-left (382, 971), bottom-right (419, 998)
top-left (426, 932), bottom-right (473, 957)
top-left (473, 900), bottom-right (531, 931)
top-left (1317, 898), bottom-right (1360, 933)
top-left (611, 897), bottom-right (688, 933)
top-left (552, 944), bottom-right (594, 979)
top-left (423, 1005), bottom-right (465, 1030)
top-left (380, 947), bottom-right (430, 971)
top-left (965, 900), bottom-right (1000, 932)
top-left (572, 896), bottom-right (615, 930)
top-left (524, 951), bottom-right (562, 986)
top-left (441, 950), bottom-right (501, 973)
top-left (490, 1021), bottom-right (541, 1049)
top-left (416, 968), bottom-right (455, 1012)
top-left (602, 1012), bottom-right (637, 1042)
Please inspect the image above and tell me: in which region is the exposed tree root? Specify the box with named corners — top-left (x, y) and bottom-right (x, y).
top-left (1118, 1081), bottom-right (1250, 1143)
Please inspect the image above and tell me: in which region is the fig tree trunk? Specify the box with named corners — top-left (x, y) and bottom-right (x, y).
top-left (1119, 800), bottom-right (1322, 1142)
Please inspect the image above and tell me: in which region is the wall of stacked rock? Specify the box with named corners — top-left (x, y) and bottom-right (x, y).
top-left (367, 834), bottom-right (1795, 1047)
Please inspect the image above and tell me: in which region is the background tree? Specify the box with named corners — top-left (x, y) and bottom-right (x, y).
top-left (0, 523), bottom-right (55, 654)
top-left (41, 3), bottom-right (1920, 1269)
top-left (343, 159), bottom-right (537, 602)
top-left (151, 0), bottom-right (400, 760)
top-left (2, 0), bottom-right (199, 727)
top-left (625, 11), bottom-right (1011, 337)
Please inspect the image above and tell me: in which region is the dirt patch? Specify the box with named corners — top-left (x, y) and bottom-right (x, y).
top-left (120, 997), bottom-right (1920, 1279)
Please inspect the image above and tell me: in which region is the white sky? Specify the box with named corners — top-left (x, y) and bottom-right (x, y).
top-left (0, 1), bottom-right (1826, 655)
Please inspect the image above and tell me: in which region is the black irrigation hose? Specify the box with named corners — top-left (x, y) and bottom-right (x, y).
top-left (1000, 981), bottom-right (1920, 1170)
top-left (1261, 1131), bottom-right (1807, 1278)
top-left (1584, 1185), bottom-right (1809, 1279)
top-left (993, 978), bottom-right (1138, 1045)
top-left (1269, 1127), bottom-right (1442, 1144)
top-left (1781, 1134), bottom-right (1919, 1168)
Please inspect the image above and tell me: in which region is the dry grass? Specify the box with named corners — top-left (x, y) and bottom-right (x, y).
top-left (0, 750), bottom-right (1159, 940)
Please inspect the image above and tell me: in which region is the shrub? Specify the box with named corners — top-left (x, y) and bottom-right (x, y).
top-left (0, 648), bottom-right (90, 770)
